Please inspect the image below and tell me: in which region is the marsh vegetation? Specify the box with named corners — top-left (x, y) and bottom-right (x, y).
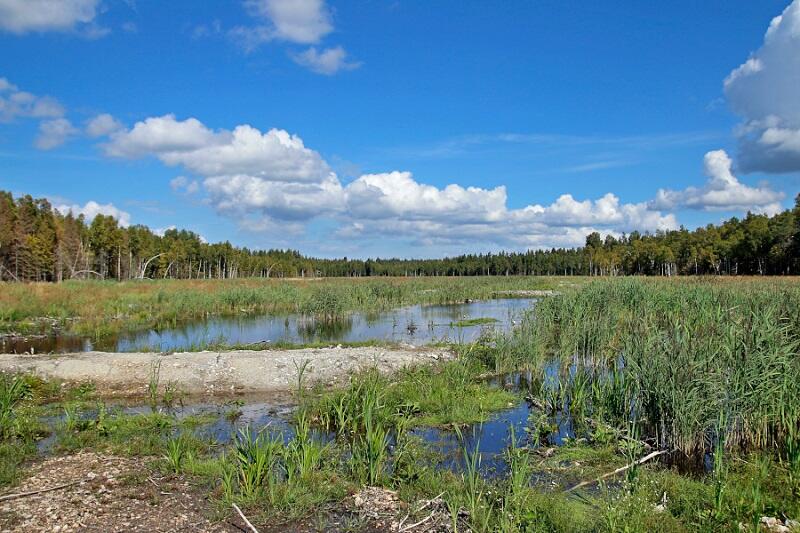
top-left (0, 276), bottom-right (556, 343)
top-left (1, 277), bottom-right (799, 531)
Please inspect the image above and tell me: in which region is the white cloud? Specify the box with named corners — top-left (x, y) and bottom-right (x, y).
top-left (650, 150), bottom-right (784, 215)
top-left (103, 114), bottom-right (218, 157)
top-left (0, 78), bottom-right (16, 91)
top-left (228, 25), bottom-right (272, 53)
top-left (35, 118), bottom-right (78, 150)
top-left (345, 171), bottom-right (506, 223)
top-left (85, 113), bottom-right (123, 137)
top-left (232, 0), bottom-right (332, 50)
top-left (724, 0), bottom-right (800, 173)
top-left (56, 201), bottom-right (132, 227)
top-left (0, 0), bottom-right (101, 34)
top-left (0, 77), bottom-right (64, 122)
top-left (291, 46), bottom-right (361, 75)
top-left (170, 176), bottom-right (199, 195)
top-left (104, 114), bottom-right (333, 183)
top-left (95, 112), bottom-right (685, 248)
top-left (102, 115), bottom-right (339, 221)
top-left (153, 225), bottom-right (176, 237)
top-left (204, 173), bottom-right (344, 221)
top-left (227, 0), bottom-right (357, 75)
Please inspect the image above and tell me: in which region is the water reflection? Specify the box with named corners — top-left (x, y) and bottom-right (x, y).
top-left (3, 298), bottom-right (535, 354)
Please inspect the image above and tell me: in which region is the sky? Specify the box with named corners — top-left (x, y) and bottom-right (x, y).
top-left (0, 0), bottom-right (799, 258)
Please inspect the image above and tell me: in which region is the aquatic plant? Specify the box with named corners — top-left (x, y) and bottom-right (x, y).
top-left (233, 425), bottom-right (282, 500)
top-left (164, 433), bottom-right (193, 474)
top-left (0, 376), bottom-right (29, 436)
top-left (285, 412), bottom-right (327, 483)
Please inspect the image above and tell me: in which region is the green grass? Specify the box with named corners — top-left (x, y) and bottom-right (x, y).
top-left (307, 359), bottom-right (517, 430)
top-left (0, 373), bottom-right (88, 486)
top-left (451, 317), bottom-right (499, 327)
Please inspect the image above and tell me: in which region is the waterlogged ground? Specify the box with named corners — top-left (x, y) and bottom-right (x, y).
top-left (1, 298), bottom-right (535, 354)
top-left (37, 370), bottom-right (575, 479)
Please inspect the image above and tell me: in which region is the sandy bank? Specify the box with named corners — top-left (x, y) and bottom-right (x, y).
top-left (0, 346), bottom-right (453, 397)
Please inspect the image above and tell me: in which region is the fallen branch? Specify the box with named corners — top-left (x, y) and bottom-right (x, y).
top-left (233, 503), bottom-right (259, 533)
top-left (565, 450), bottom-right (668, 493)
top-left (0, 480), bottom-right (80, 502)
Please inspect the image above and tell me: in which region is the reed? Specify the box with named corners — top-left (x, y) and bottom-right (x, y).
top-left (0, 276), bottom-right (558, 340)
top-left (512, 278), bottom-right (800, 462)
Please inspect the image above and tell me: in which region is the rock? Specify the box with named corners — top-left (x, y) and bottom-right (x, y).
top-left (761, 517), bottom-right (795, 533)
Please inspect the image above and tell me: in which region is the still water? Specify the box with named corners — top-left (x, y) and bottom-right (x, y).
top-left (3, 298), bottom-right (535, 354)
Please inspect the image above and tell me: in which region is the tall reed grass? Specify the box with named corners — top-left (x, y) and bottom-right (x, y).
top-left (502, 278), bottom-right (800, 461)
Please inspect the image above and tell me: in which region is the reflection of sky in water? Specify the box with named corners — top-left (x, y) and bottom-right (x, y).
top-left (4, 298), bottom-right (535, 354)
top-left (38, 370), bottom-right (590, 480)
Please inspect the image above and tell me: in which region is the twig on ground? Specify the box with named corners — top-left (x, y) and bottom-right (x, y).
top-left (0, 480), bottom-right (80, 502)
top-left (399, 512), bottom-right (435, 532)
top-left (233, 503), bottom-right (259, 533)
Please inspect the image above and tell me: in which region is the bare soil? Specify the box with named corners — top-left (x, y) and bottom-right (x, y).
top-left (0, 453), bottom-right (457, 532)
top-left (0, 452), bottom-right (235, 532)
top-left (0, 346), bottom-right (453, 397)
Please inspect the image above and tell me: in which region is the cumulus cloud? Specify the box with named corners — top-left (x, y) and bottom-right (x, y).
top-left (103, 114), bottom-right (218, 157)
top-left (0, 77), bottom-right (64, 122)
top-left (35, 118), bottom-right (78, 150)
top-left (0, 0), bottom-right (101, 34)
top-left (291, 46), bottom-right (361, 75)
top-left (85, 113), bottom-right (123, 137)
top-left (104, 115), bottom-right (333, 184)
top-left (199, 168), bottom-right (676, 248)
top-left (205, 173), bottom-right (345, 221)
top-left (724, 0), bottom-right (800, 173)
top-left (650, 150), bottom-right (784, 215)
top-left (345, 172), bottom-right (506, 223)
top-left (55, 201), bottom-right (132, 227)
top-left (101, 115), bottom-right (340, 221)
top-left (231, 0), bottom-right (332, 50)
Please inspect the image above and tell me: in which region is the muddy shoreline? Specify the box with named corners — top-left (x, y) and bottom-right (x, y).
top-left (0, 346), bottom-right (453, 397)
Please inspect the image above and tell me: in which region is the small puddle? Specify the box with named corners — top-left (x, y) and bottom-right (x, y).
top-left (4, 298), bottom-right (535, 354)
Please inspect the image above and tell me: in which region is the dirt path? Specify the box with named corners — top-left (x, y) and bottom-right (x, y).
top-left (0, 346), bottom-right (452, 396)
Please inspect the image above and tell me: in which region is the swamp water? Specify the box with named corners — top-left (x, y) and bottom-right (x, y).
top-left (3, 298), bottom-right (535, 354)
top-left (38, 370), bottom-right (581, 479)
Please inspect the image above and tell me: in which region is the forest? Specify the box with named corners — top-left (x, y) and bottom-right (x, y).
top-left (1, 189), bottom-right (799, 282)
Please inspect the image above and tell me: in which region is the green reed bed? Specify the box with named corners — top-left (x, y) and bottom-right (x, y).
top-left (0, 276), bottom-right (560, 340)
top-left (510, 278), bottom-right (800, 461)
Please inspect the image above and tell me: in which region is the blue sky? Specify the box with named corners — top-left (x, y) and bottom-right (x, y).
top-left (1, 0), bottom-right (799, 258)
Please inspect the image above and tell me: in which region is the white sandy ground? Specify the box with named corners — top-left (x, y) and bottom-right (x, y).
top-left (0, 346), bottom-right (453, 397)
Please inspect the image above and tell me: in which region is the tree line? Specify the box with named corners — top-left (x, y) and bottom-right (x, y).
top-left (1, 189), bottom-right (799, 282)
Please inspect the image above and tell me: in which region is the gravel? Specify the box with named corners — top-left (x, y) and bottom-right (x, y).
top-left (0, 346), bottom-right (453, 397)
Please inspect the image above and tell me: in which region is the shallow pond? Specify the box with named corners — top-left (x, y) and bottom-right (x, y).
top-left (4, 298), bottom-right (535, 354)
